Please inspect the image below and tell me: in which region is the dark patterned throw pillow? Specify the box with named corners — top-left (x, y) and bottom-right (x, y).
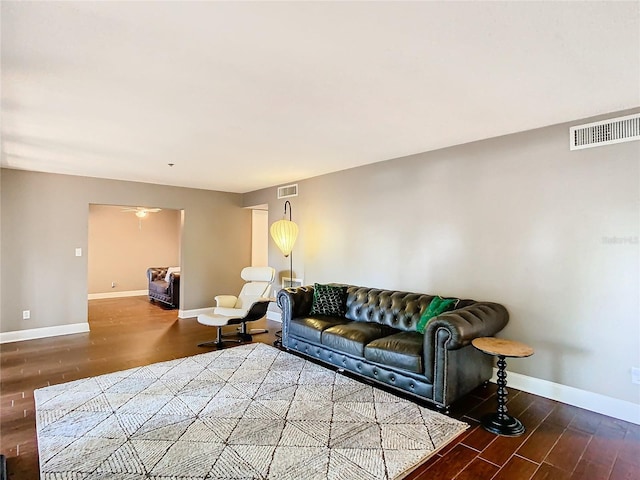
top-left (310, 283), bottom-right (347, 316)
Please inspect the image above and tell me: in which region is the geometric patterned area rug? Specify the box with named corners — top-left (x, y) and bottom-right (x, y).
top-left (35, 343), bottom-right (467, 479)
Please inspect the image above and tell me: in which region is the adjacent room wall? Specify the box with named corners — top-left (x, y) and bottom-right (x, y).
top-left (251, 208), bottom-right (269, 267)
top-left (244, 109), bottom-right (640, 408)
top-left (88, 205), bottom-right (181, 295)
top-left (0, 170), bottom-right (252, 333)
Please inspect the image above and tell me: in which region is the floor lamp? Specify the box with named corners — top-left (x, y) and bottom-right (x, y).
top-left (270, 200), bottom-right (298, 346)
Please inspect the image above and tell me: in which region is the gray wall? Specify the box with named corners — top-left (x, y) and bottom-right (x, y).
top-left (244, 109), bottom-right (640, 405)
top-left (1, 169), bottom-right (251, 331)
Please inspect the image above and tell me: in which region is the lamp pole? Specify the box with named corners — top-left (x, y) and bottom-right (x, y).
top-left (284, 201), bottom-right (293, 287)
top-left (270, 200), bottom-right (299, 347)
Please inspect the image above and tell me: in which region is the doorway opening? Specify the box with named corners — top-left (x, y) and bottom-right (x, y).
top-left (251, 206), bottom-right (269, 267)
top-left (87, 204), bottom-right (183, 322)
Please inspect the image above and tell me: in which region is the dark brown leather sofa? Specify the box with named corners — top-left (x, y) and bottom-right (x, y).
top-left (147, 267), bottom-right (180, 309)
top-left (278, 285), bottom-right (508, 410)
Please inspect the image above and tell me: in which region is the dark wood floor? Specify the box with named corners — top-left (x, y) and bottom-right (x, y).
top-left (1, 297), bottom-right (638, 479)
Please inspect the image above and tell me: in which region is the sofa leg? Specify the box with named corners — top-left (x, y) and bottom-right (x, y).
top-left (437, 405), bottom-right (451, 415)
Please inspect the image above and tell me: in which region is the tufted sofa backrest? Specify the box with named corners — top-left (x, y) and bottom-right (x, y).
top-left (149, 267), bottom-right (168, 282)
top-left (344, 286), bottom-right (475, 333)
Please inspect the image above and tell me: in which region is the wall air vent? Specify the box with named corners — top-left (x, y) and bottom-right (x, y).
top-left (570, 113), bottom-right (640, 150)
top-left (277, 184), bottom-right (298, 199)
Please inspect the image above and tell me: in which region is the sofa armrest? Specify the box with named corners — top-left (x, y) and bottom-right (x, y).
top-left (277, 286), bottom-right (315, 345)
top-left (277, 286), bottom-right (314, 318)
top-left (423, 302), bottom-right (509, 381)
top-left (215, 295), bottom-right (237, 308)
top-left (168, 271), bottom-right (180, 290)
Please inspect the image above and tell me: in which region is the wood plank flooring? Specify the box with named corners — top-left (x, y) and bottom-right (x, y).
top-left (1, 296), bottom-right (638, 479)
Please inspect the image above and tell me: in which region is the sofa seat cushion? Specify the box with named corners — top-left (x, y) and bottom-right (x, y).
top-left (149, 280), bottom-right (169, 295)
top-left (289, 316), bottom-right (348, 344)
top-left (322, 322), bottom-right (398, 357)
top-left (364, 332), bottom-right (424, 374)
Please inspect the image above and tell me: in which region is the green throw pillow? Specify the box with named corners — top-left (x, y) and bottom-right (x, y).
top-left (416, 296), bottom-right (459, 334)
top-left (310, 283), bottom-right (347, 316)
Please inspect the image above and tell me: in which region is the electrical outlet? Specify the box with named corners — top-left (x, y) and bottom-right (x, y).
top-left (111, 282), bottom-right (116, 288)
top-left (632, 367), bottom-right (640, 385)
top-left (22, 310), bottom-right (30, 320)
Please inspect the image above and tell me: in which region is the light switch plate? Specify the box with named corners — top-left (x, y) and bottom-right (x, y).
top-left (75, 248), bottom-right (82, 257)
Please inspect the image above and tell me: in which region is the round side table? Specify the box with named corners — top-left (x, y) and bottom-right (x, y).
top-left (472, 337), bottom-right (534, 436)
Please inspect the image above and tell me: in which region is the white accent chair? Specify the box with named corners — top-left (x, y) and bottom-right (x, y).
top-left (197, 266), bottom-right (275, 348)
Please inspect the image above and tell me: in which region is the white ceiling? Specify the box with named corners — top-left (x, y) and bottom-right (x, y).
top-left (2, 1), bottom-right (639, 193)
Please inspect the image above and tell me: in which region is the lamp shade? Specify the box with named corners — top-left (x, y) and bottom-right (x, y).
top-left (270, 219), bottom-right (299, 257)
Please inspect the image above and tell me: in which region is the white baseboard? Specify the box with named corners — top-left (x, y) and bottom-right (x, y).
top-left (493, 368), bottom-right (640, 425)
top-left (178, 307), bottom-right (214, 319)
top-left (88, 290), bottom-right (147, 300)
top-left (267, 311), bottom-right (282, 322)
top-left (0, 322), bottom-right (91, 344)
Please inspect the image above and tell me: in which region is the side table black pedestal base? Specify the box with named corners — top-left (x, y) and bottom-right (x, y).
top-left (481, 412), bottom-right (525, 436)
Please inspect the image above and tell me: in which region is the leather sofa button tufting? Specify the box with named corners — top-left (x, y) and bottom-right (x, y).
top-left (373, 369), bottom-right (378, 376)
top-left (410, 383), bottom-right (415, 389)
top-left (390, 376), bottom-right (395, 382)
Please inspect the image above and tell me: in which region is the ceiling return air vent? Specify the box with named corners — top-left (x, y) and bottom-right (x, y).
top-left (570, 113), bottom-right (640, 150)
top-left (277, 184), bottom-right (298, 199)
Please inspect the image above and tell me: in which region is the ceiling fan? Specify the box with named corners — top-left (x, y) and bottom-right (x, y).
top-left (121, 207), bottom-right (162, 218)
